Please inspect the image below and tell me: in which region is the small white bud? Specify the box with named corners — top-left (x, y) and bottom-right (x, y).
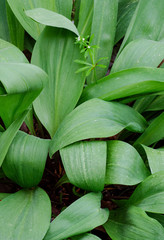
top-left (87, 46), bottom-right (91, 49)
top-left (82, 38), bottom-right (85, 41)
top-left (78, 36), bottom-right (81, 41)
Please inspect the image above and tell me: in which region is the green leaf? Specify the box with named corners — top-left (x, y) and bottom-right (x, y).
top-left (2, 131), bottom-right (50, 188)
top-left (119, 0), bottom-right (164, 54)
top-left (111, 40), bottom-right (164, 73)
top-left (146, 95), bottom-right (164, 111)
top-left (7, 0), bottom-right (72, 39)
top-left (77, 0), bottom-right (94, 36)
top-left (141, 145), bottom-right (164, 174)
top-left (0, 193), bottom-right (11, 200)
top-left (0, 38), bottom-right (28, 63)
top-left (105, 140), bottom-right (149, 185)
top-left (71, 233), bottom-right (101, 240)
top-left (0, 111), bottom-right (28, 167)
top-left (148, 213), bottom-right (164, 228)
top-left (0, 63), bottom-right (48, 127)
top-left (80, 67), bottom-right (164, 103)
top-left (6, 2), bottom-right (24, 51)
top-left (60, 141), bottom-right (107, 192)
top-left (134, 112), bottom-right (164, 146)
top-left (115, 0), bottom-right (139, 44)
top-left (104, 206), bottom-right (164, 240)
top-left (87, 0), bottom-right (118, 84)
top-left (0, 0), bottom-right (10, 41)
top-left (0, 188), bottom-right (51, 240)
top-left (26, 8), bottom-right (79, 36)
top-left (44, 192), bottom-right (109, 240)
top-left (128, 171), bottom-right (164, 213)
top-left (50, 98), bottom-right (147, 156)
top-left (32, 27), bottom-right (85, 137)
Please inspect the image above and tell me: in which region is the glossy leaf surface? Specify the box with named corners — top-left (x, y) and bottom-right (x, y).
top-left (128, 171), bottom-right (164, 213)
top-left (115, 0), bottom-right (139, 43)
top-left (0, 0), bottom-right (10, 41)
top-left (87, 0), bottom-right (118, 83)
top-left (119, 0), bottom-right (164, 53)
top-left (80, 67), bottom-right (164, 103)
top-left (0, 39), bottom-right (28, 63)
top-left (104, 206), bottom-right (164, 240)
top-left (71, 233), bottom-right (101, 240)
top-left (0, 188), bottom-right (51, 240)
top-left (0, 63), bottom-right (47, 127)
top-left (32, 27), bottom-right (85, 137)
top-left (2, 131), bottom-right (50, 188)
top-left (134, 112), bottom-right (164, 146)
top-left (142, 145), bottom-right (164, 174)
top-left (77, 0), bottom-right (94, 36)
top-left (44, 192), bottom-right (109, 240)
top-left (50, 98), bottom-right (147, 156)
top-left (7, 0), bottom-right (72, 39)
top-left (0, 111), bottom-right (28, 167)
top-left (111, 40), bottom-right (164, 73)
top-left (60, 141), bottom-right (106, 191)
top-left (105, 141), bottom-right (149, 185)
top-left (26, 8), bottom-right (79, 36)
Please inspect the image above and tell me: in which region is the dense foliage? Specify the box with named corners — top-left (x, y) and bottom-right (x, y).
top-left (0, 0), bottom-right (164, 239)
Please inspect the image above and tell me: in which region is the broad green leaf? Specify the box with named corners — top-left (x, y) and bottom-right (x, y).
top-left (0, 0), bottom-right (10, 41)
top-left (146, 95), bottom-right (164, 111)
top-left (134, 112), bottom-right (164, 146)
top-left (141, 145), bottom-right (164, 174)
top-left (7, 0), bottom-right (72, 40)
top-left (87, 0), bottom-right (118, 84)
top-left (71, 233), bottom-right (101, 240)
top-left (104, 206), bottom-right (164, 240)
top-left (77, 0), bottom-right (94, 36)
top-left (105, 141), bottom-right (149, 185)
top-left (26, 8), bottom-right (79, 36)
top-left (0, 63), bottom-right (47, 127)
top-left (128, 171), bottom-right (164, 213)
top-left (148, 213), bottom-right (164, 228)
top-left (0, 39), bottom-right (28, 63)
top-left (0, 188), bottom-right (51, 240)
top-left (0, 193), bottom-right (11, 200)
top-left (0, 111), bottom-right (28, 167)
top-left (50, 98), bottom-right (147, 156)
top-left (60, 141), bottom-right (107, 192)
top-left (2, 131), bottom-right (50, 188)
top-left (119, 0), bottom-right (164, 54)
top-left (44, 192), bottom-right (109, 240)
top-left (80, 67), bottom-right (164, 103)
top-left (111, 40), bottom-right (164, 73)
top-left (32, 27), bottom-right (85, 137)
top-left (6, 2), bottom-right (24, 50)
top-left (133, 95), bottom-right (157, 113)
top-left (115, 0), bottom-right (139, 44)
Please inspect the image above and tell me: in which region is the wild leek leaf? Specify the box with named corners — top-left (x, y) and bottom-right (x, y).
top-left (119, 0), bottom-right (164, 54)
top-left (134, 112), bottom-right (164, 146)
top-left (104, 206), bottom-right (164, 240)
top-left (0, 39), bottom-right (28, 63)
top-left (87, 0), bottom-right (118, 83)
top-left (115, 0), bottom-right (139, 44)
top-left (2, 131), bottom-right (50, 188)
top-left (141, 145), bottom-right (164, 174)
top-left (111, 39), bottom-right (164, 73)
top-left (80, 67), bottom-right (164, 103)
top-left (50, 98), bottom-right (147, 156)
top-left (0, 110), bottom-right (28, 167)
top-left (0, 63), bottom-right (48, 127)
top-left (128, 171), bottom-right (164, 213)
top-left (60, 141), bottom-right (107, 192)
top-left (71, 233), bottom-right (101, 240)
top-left (32, 27), bottom-right (85, 137)
top-left (7, 0), bottom-right (72, 39)
top-left (44, 192), bottom-right (109, 240)
top-left (0, 188), bottom-right (51, 240)
top-left (105, 140), bottom-right (150, 185)
top-left (26, 8), bottom-right (79, 36)
top-left (0, 0), bottom-right (10, 41)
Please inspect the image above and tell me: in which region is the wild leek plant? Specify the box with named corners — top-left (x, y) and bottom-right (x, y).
top-left (0, 0), bottom-right (164, 239)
